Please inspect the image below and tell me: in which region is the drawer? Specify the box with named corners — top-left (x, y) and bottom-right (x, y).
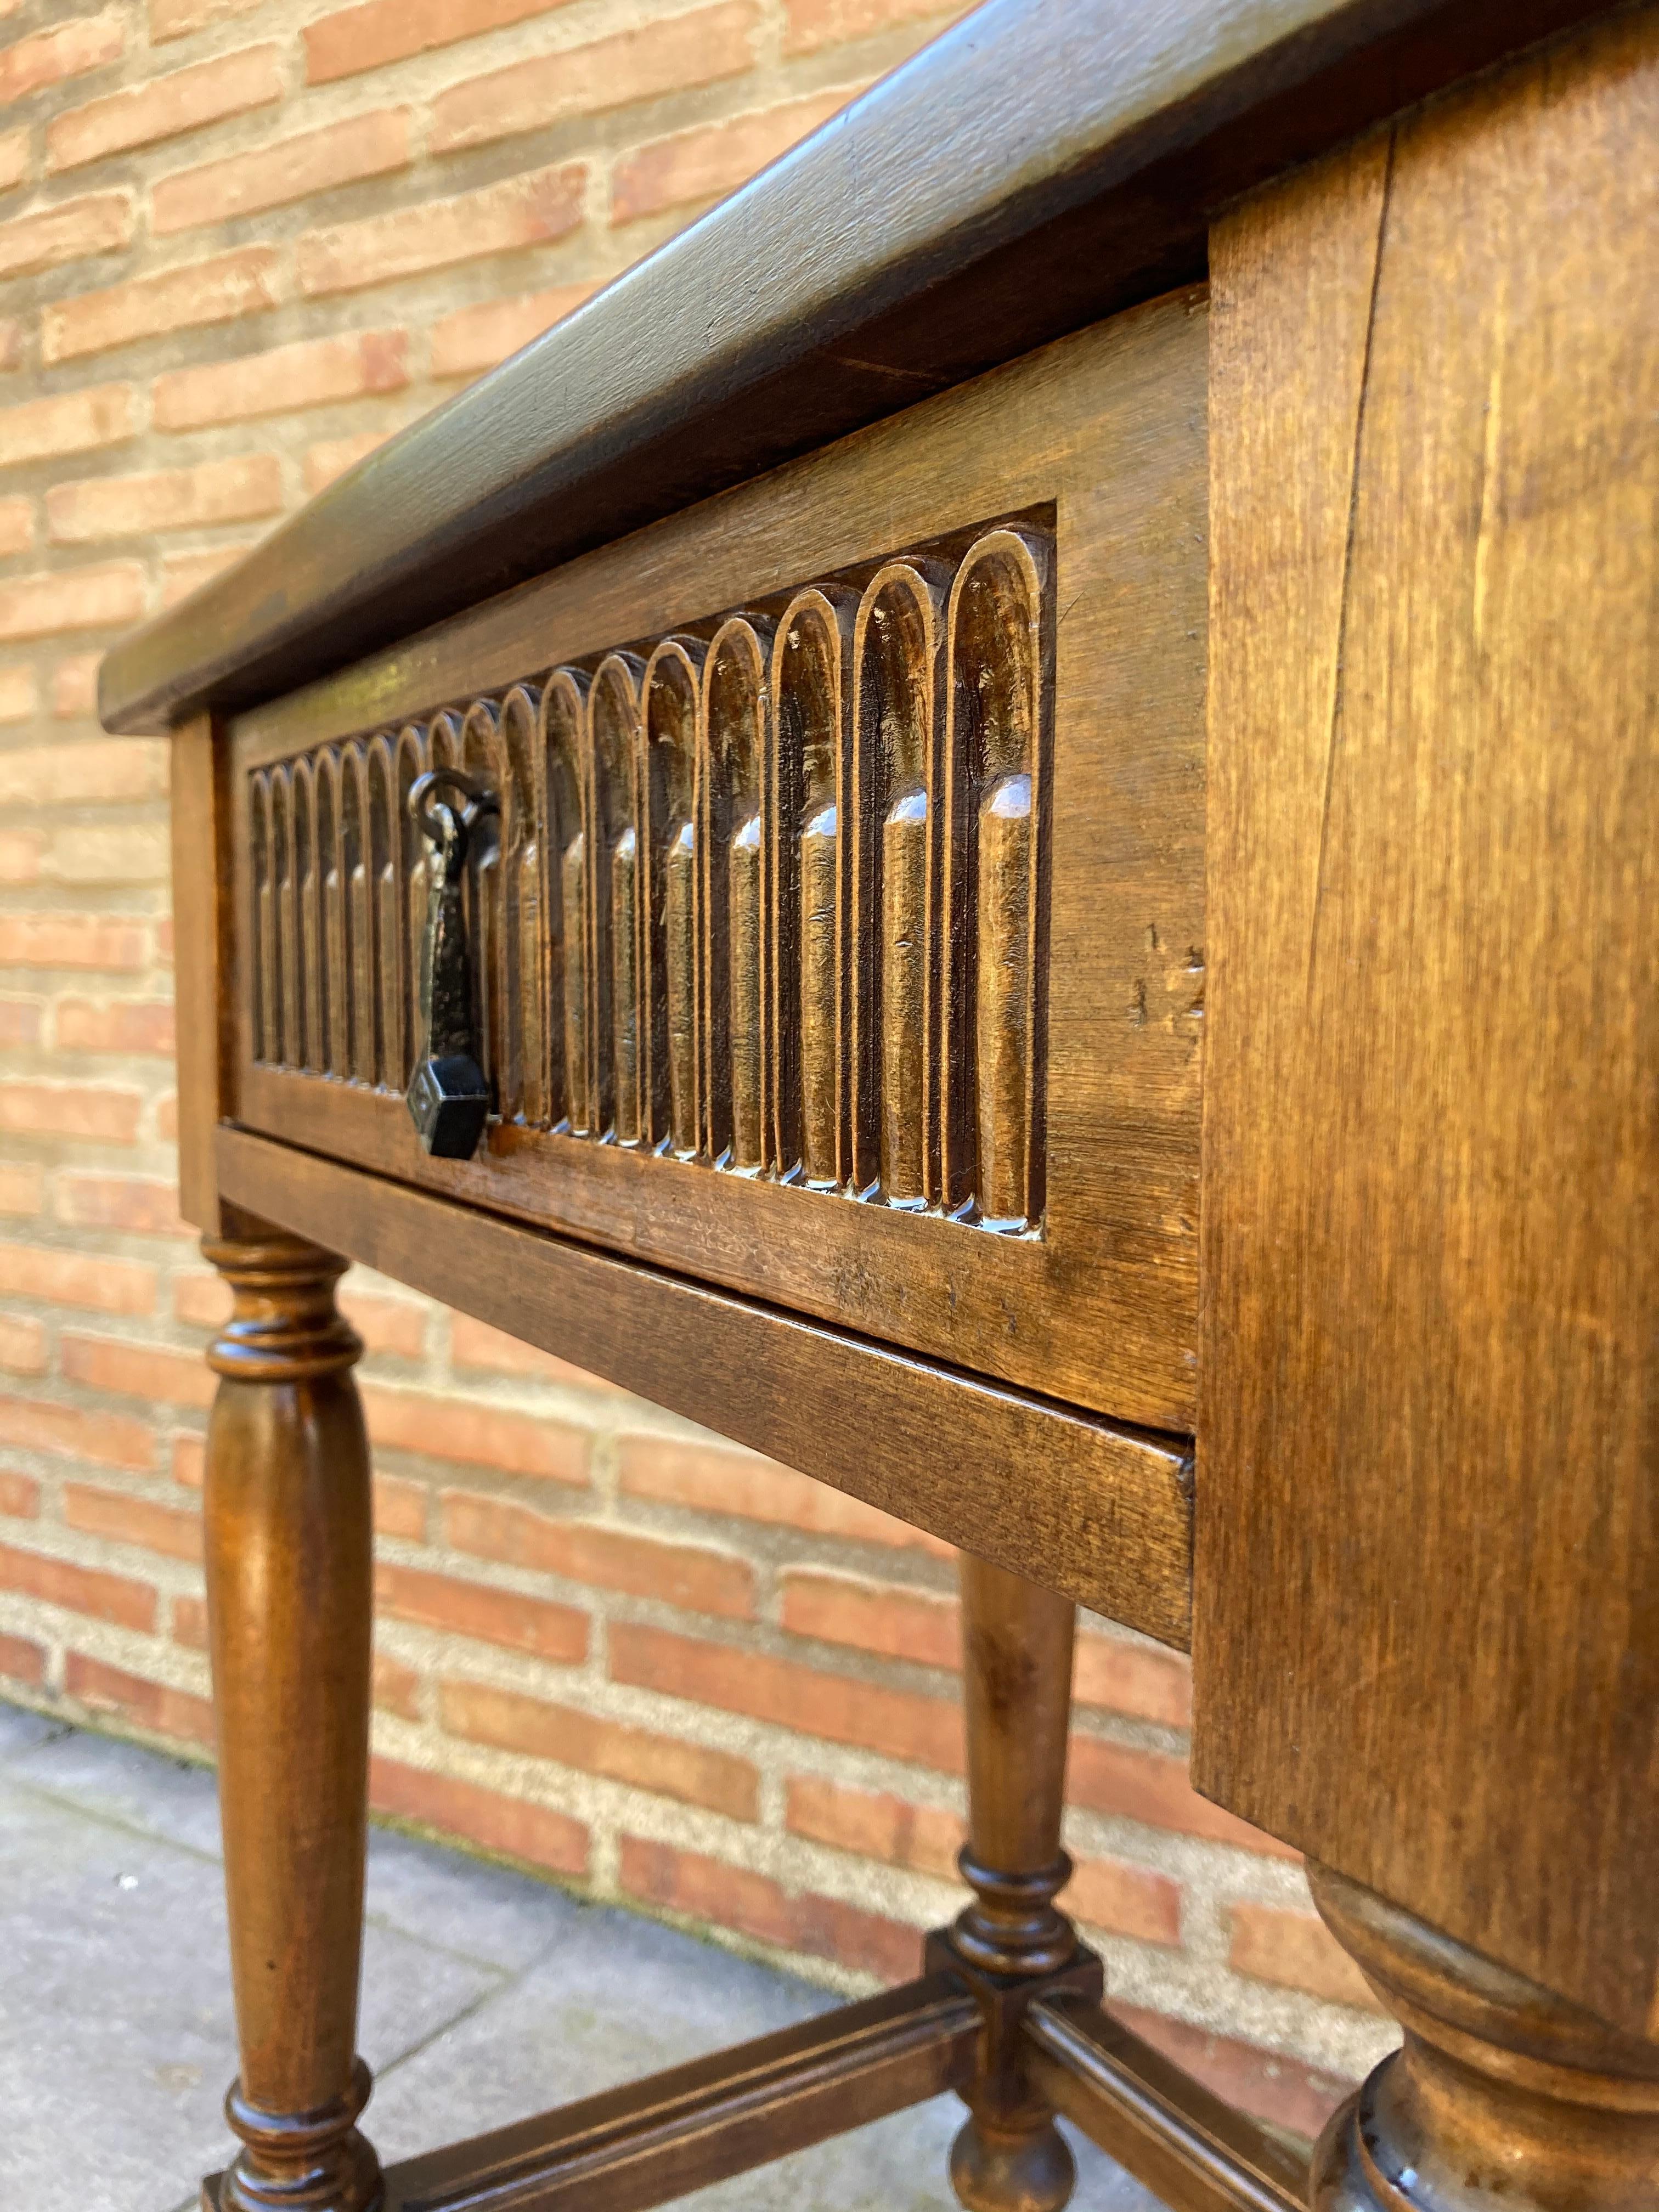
top-left (227, 286), bottom-right (1206, 1432)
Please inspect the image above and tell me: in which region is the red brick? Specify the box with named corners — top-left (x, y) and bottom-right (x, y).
top-left (0, 1538), bottom-right (155, 1627)
top-left (1115, 2002), bottom-right (1356, 2144)
top-left (0, 1312), bottom-right (47, 1374)
top-left (160, 545), bottom-right (247, 607)
top-left (0, 1469), bottom-right (41, 1517)
top-left (56, 1172), bottom-right (187, 1237)
top-left (1228, 1901), bottom-right (1385, 2012)
top-left (1067, 1735), bottom-right (1300, 1860)
top-left (47, 44), bottom-right (282, 172)
top-left (0, 995), bottom-right (41, 1047)
top-left (612, 91), bottom-right (852, 226)
top-left (0, 737), bottom-right (167, 806)
top-left (432, 5), bottom-right (755, 155)
top-left (0, 913), bottom-right (149, 970)
top-left (0, 563), bottom-right (145, 642)
top-left (0, 828), bottom-right (42, 882)
top-left (1074, 1629), bottom-right (1193, 1728)
top-left (0, 494), bottom-right (33, 555)
top-left (786, 1774), bottom-right (963, 1881)
top-left (65, 1651), bottom-right (212, 1745)
top-left (0, 1081), bottom-right (142, 1143)
top-left (0, 1163), bottom-right (42, 1216)
top-left (618, 1435), bottom-right (951, 1555)
top-left (154, 328), bottom-right (408, 428)
top-left (63, 1480), bottom-right (201, 1564)
top-left (171, 1591), bottom-right (205, 1647)
top-left (375, 1559), bottom-right (587, 1664)
top-left (53, 999), bottom-right (176, 1055)
top-left (443, 1492), bottom-right (753, 1620)
top-left (0, 190), bottom-right (132, 281)
top-left (171, 1432), bottom-right (204, 1488)
top-left (374, 1472), bottom-right (427, 1538)
top-left (611, 1623), bottom-right (962, 1771)
top-left (0, 382), bottom-right (134, 466)
top-left (783, 0), bottom-right (960, 53)
top-left (150, 0), bottom-right (262, 40)
top-left (49, 816), bottom-right (171, 878)
top-left (370, 1753), bottom-right (588, 1878)
top-left (781, 1570), bottom-right (957, 1668)
top-left (361, 1384), bottom-right (587, 1483)
top-left (0, 14), bottom-right (125, 105)
top-left (299, 163), bottom-right (585, 296)
top-left (1066, 1852), bottom-right (1183, 1947)
top-left (170, 1269), bottom-right (228, 1329)
top-left (43, 246), bottom-right (282, 366)
top-left (305, 0), bottom-right (582, 85)
top-left (0, 127), bottom-right (30, 196)
top-left (374, 1647), bottom-right (422, 1720)
top-left (620, 1836), bottom-right (919, 1982)
top-left (0, 317), bottom-right (19, 370)
top-left (0, 1628), bottom-right (46, 1686)
top-left (0, 1241), bottom-right (156, 1314)
top-left (154, 108), bottom-right (412, 235)
top-left (430, 286), bottom-right (595, 381)
top-left (449, 1311), bottom-right (615, 1383)
top-left (442, 1678), bottom-right (758, 1820)
top-left (0, 667), bottom-right (37, 724)
top-left (52, 654), bottom-right (101, 718)
top-left (61, 1331), bottom-right (213, 1409)
top-left (303, 430), bottom-right (388, 495)
top-left (47, 456), bottom-right (281, 545)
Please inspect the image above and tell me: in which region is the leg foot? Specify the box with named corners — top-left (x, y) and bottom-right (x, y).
top-left (1310, 1861), bottom-right (1659, 2212)
top-left (950, 2114), bottom-right (1076, 2212)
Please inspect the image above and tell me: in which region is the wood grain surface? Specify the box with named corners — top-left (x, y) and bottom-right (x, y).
top-left (168, 713), bottom-right (233, 1233)
top-left (216, 1124), bottom-right (1194, 1648)
top-left (98, 0), bottom-right (1621, 737)
top-left (1195, 7), bottom-right (1659, 2035)
top-left (224, 294), bottom-right (1208, 1434)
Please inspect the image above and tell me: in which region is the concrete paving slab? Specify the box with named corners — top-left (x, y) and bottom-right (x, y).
top-left (1, 1707), bottom-right (1163, 2212)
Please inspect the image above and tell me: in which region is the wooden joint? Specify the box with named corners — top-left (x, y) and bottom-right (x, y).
top-left (283, 1973), bottom-right (980, 2212)
top-left (203, 1229), bottom-right (360, 1383)
top-left (1022, 1992), bottom-right (1309, 2212)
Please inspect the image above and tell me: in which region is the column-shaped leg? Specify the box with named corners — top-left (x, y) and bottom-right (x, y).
top-left (944, 1553), bottom-right (1085, 2212)
top-left (202, 1222), bottom-right (382, 2212)
top-left (1310, 1863), bottom-right (1659, 2212)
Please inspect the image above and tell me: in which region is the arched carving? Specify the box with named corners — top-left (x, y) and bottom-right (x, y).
top-left (500, 685), bottom-right (546, 1126)
top-left (339, 743), bottom-right (375, 1085)
top-left (460, 699), bottom-right (506, 1109)
top-left (240, 515), bottom-right (1051, 1233)
top-left (589, 654), bottom-right (645, 1146)
top-left (366, 736), bottom-right (399, 1089)
top-left (701, 618), bottom-right (771, 1172)
top-left (772, 590), bottom-right (854, 1189)
top-left (395, 725), bottom-right (430, 1090)
top-left (643, 639), bottom-right (702, 1158)
top-left (943, 530), bottom-right (1049, 1231)
top-left (852, 562), bottom-right (945, 1209)
top-left (543, 669), bottom-right (590, 1135)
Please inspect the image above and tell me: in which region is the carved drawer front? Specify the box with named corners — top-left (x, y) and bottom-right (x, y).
top-left (229, 288), bottom-right (1206, 1432)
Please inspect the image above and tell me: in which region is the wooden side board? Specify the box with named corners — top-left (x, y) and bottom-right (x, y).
top-left (216, 1126), bottom-right (1193, 1648)
top-left (168, 712), bottom-right (232, 1235)
top-left (1195, 7), bottom-right (1659, 2035)
top-left (221, 291), bottom-right (1209, 1436)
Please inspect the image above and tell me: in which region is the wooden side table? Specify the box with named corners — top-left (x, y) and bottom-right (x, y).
top-left (98, 2), bottom-right (1659, 2207)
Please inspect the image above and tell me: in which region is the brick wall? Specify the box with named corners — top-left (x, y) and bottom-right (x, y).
top-left (0, 0), bottom-right (1398, 2147)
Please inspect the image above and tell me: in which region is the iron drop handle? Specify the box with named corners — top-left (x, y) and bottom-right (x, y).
top-left (405, 768), bottom-right (498, 1160)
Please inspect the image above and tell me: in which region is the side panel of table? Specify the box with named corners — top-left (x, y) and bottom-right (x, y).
top-left (1195, 7), bottom-right (1659, 2034)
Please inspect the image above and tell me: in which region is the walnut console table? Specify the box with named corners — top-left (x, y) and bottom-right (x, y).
top-left (97, 2), bottom-right (1659, 2207)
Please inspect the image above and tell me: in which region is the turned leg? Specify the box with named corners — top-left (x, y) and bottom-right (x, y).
top-left (1309, 1863), bottom-right (1659, 2212)
top-left (201, 1223), bottom-right (382, 2212)
top-left (941, 1553), bottom-right (1088, 2212)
